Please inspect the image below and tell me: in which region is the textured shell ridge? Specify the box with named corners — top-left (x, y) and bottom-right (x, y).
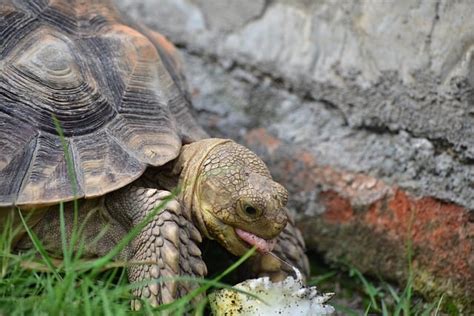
top-left (0, 0), bottom-right (207, 206)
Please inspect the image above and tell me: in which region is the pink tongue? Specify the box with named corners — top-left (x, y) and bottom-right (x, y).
top-left (235, 228), bottom-right (277, 253)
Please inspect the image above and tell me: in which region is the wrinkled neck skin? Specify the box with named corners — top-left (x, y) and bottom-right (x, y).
top-left (158, 138), bottom-right (232, 239)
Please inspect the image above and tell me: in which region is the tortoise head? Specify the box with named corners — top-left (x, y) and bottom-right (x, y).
top-left (182, 140), bottom-right (288, 256)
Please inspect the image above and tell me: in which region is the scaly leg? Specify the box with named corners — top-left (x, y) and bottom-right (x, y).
top-left (104, 186), bottom-right (207, 309)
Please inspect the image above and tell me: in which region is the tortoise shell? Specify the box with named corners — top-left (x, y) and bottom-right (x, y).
top-left (0, 0), bottom-right (206, 207)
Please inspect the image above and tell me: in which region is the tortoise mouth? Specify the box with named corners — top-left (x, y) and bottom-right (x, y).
top-left (201, 207), bottom-right (277, 255)
top-left (234, 228), bottom-right (277, 253)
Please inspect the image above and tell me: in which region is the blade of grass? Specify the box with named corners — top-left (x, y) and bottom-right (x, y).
top-left (194, 296), bottom-right (208, 316)
top-left (59, 202), bottom-right (71, 269)
top-left (81, 278), bottom-right (93, 316)
top-left (308, 271), bottom-right (337, 286)
top-left (100, 290), bottom-right (113, 316)
top-left (333, 303), bottom-right (360, 316)
top-left (17, 209), bottom-right (61, 280)
top-left (52, 116), bottom-right (82, 269)
top-left (350, 267), bottom-right (380, 311)
top-left (363, 302), bottom-right (372, 316)
top-left (381, 299), bottom-right (389, 316)
top-left (433, 294), bottom-right (444, 316)
top-left (384, 282), bottom-right (400, 303)
top-left (52, 116), bottom-right (78, 197)
top-left (142, 302), bottom-right (154, 315)
top-left (0, 212), bottom-right (14, 277)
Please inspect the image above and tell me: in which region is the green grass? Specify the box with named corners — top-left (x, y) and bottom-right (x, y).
top-left (0, 202), bottom-right (258, 315)
top-left (308, 259), bottom-right (446, 316)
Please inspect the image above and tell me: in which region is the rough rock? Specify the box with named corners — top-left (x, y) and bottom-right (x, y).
top-left (116, 0), bottom-right (474, 311)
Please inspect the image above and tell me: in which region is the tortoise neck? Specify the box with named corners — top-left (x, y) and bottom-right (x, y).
top-left (164, 139), bottom-right (232, 239)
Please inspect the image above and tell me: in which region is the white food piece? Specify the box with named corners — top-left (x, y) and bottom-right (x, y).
top-left (209, 268), bottom-right (335, 315)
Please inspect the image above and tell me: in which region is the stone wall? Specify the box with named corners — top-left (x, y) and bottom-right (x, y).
top-left (116, 0), bottom-right (474, 311)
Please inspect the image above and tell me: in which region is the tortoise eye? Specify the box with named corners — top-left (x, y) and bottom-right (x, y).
top-left (244, 206), bottom-right (257, 216)
top-left (238, 200), bottom-right (263, 220)
top-left (241, 204), bottom-right (262, 219)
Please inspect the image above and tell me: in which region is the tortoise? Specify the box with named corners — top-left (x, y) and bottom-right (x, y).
top-left (0, 0), bottom-right (309, 308)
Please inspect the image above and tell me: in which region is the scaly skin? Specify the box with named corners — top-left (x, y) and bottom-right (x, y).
top-left (16, 139), bottom-right (309, 308)
top-left (105, 187), bottom-right (205, 308)
top-left (168, 139), bottom-right (289, 256)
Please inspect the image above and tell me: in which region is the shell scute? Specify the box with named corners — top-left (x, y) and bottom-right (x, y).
top-left (0, 0), bottom-right (205, 206)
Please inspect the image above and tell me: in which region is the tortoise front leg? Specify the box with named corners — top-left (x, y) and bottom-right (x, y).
top-left (105, 186), bottom-right (207, 309)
